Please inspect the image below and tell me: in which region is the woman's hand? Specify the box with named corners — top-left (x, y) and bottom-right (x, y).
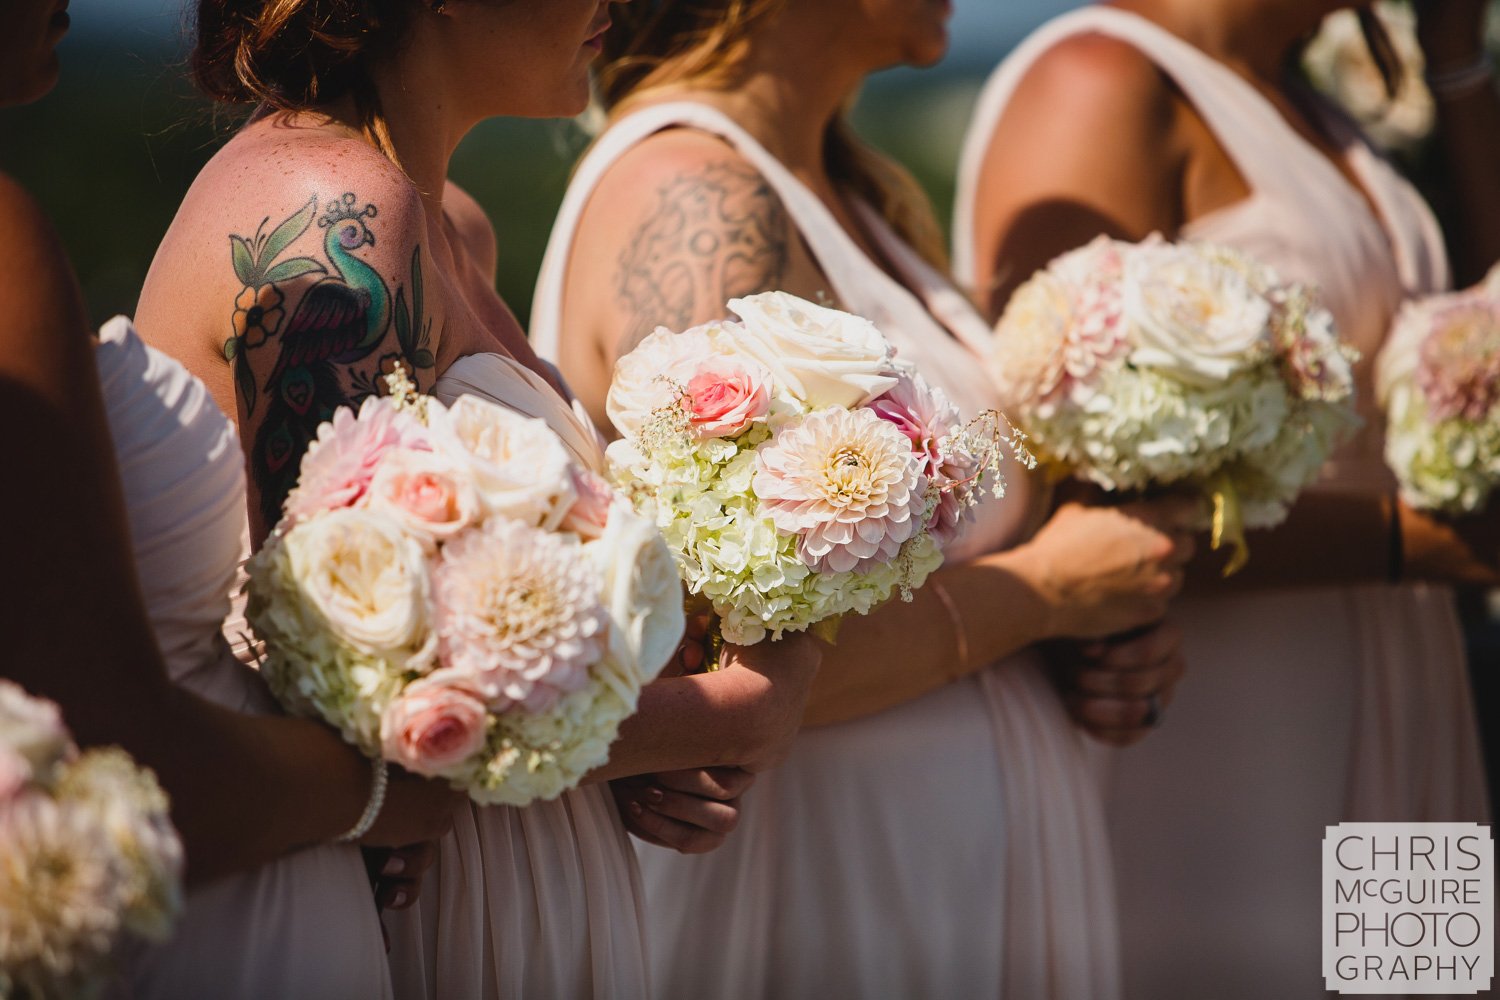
top-left (611, 767), bottom-right (757, 854)
top-left (356, 770), bottom-right (462, 912)
top-left (361, 769), bottom-right (464, 849)
top-left (1009, 497), bottom-right (1199, 641)
top-left (718, 631), bottom-right (824, 772)
top-left (1047, 621), bottom-right (1187, 747)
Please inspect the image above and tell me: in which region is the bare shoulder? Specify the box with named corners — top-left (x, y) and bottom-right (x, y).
top-left (0, 173), bottom-right (77, 310)
top-left (137, 120), bottom-right (444, 539)
top-left (0, 173), bottom-right (89, 377)
top-left (1012, 32), bottom-right (1177, 124)
top-left (574, 127), bottom-right (797, 348)
top-left (442, 180), bottom-right (497, 280)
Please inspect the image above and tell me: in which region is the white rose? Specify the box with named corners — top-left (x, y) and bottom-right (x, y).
top-left (281, 507), bottom-right (432, 658)
top-left (445, 395), bottom-right (576, 530)
top-left (1123, 243), bottom-right (1274, 386)
top-left (584, 499), bottom-right (684, 697)
top-left (607, 323), bottom-right (728, 437)
top-left (728, 292), bottom-right (898, 409)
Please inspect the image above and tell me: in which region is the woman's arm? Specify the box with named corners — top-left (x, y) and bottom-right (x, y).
top-left (561, 130), bottom-right (1196, 732)
top-left (969, 35), bottom-right (1499, 591)
top-left (0, 174), bottom-right (454, 885)
top-left (801, 498), bottom-right (1196, 727)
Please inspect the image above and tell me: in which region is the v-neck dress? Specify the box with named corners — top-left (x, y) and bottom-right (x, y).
top-left (954, 9), bottom-right (1489, 997)
top-left (532, 100), bottom-right (1124, 999)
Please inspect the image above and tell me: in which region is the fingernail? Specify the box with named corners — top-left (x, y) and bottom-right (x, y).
top-left (646, 788), bottom-right (664, 805)
top-left (628, 800), bottom-right (643, 817)
top-left (392, 890), bottom-right (408, 909)
top-left (382, 856), bottom-right (406, 877)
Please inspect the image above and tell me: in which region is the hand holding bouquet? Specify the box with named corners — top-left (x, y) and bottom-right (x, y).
top-left (246, 369), bottom-right (684, 806)
top-left (1377, 267), bottom-right (1500, 514)
top-left (0, 681), bottom-right (182, 998)
top-left (988, 235), bottom-right (1360, 574)
top-left (606, 291), bottom-right (1018, 646)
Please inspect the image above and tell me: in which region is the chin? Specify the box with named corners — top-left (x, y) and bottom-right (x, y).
top-left (0, 55), bottom-right (60, 109)
top-left (904, 31), bottom-right (950, 70)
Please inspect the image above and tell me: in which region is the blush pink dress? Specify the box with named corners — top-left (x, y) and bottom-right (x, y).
top-left (531, 101), bottom-right (1123, 999)
top-left (381, 352), bottom-right (653, 1000)
top-left (954, 9), bottom-right (1491, 998)
top-left (97, 317), bottom-right (395, 999)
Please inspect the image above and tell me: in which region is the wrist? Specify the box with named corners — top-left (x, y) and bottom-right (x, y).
top-left (984, 544), bottom-right (1059, 647)
top-left (334, 756), bottom-right (389, 844)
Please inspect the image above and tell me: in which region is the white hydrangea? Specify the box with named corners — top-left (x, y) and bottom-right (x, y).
top-left (994, 237), bottom-right (1360, 545)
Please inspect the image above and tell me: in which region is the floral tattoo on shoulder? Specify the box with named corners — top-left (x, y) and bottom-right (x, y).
top-left (224, 193), bottom-right (437, 528)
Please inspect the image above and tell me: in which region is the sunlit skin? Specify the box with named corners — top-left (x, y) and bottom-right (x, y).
top-left (136, 0), bottom-right (829, 860)
top-left (0, 1), bottom-right (464, 888)
top-left (969, 0), bottom-right (1500, 592)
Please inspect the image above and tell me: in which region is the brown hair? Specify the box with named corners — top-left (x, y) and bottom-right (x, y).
top-left (598, 0), bottom-right (951, 270)
top-left (189, 0), bottom-right (415, 157)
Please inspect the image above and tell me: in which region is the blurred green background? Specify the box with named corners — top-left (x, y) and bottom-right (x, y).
top-left (0, 0), bottom-right (1077, 330)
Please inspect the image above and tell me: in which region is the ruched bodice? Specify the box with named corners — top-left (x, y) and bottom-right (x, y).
top-left (96, 317), bottom-right (392, 1000)
top-left (99, 317), bottom-right (272, 713)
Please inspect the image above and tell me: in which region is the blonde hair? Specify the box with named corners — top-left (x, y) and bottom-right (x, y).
top-left (598, 0), bottom-right (950, 270)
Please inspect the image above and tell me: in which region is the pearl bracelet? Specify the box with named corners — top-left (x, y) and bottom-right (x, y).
top-left (335, 757), bottom-right (389, 844)
top-left (1426, 53), bottom-right (1496, 98)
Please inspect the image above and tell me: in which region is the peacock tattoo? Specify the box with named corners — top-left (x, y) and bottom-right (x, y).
top-left (226, 192), bottom-right (415, 528)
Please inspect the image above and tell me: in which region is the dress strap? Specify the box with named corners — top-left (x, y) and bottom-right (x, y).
top-left (533, 101), bottom-right (863, 361)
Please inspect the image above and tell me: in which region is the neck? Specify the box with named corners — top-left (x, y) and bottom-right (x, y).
top-left (321, 21), bottom-right (478, 216)
top-left (1109, 0), bottom-right (1329, 81)
top-left (648, 8), bottom-right (869, 178)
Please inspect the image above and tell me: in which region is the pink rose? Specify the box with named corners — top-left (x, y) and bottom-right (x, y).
top-left (284, 397), bottom-right (434, 524)
top-left (380, 681), bottom-right (489, 777)
top-left (560, 467), bottom-right (613, 541)
top-left (367, 448), bottom-right (478, 544)
top-left (684, 357), bottom-right (771, 439)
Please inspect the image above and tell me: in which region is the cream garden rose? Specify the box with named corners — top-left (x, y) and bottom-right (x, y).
top-left (446, 395), bottom-right (576, 530)
top-left (729, 292), bottom-right (898, 409)
top-left (1124, 241), bottom-right (1274, 385)
top-left (281, 507), bottom-right (432, 661)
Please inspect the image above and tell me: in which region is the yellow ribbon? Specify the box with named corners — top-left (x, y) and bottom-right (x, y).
top-left (1209, 471), bottom-right (1249, 577)
top-left (810, 614), bottom-right (844, 646)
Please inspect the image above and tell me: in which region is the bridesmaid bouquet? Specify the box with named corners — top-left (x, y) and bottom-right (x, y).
top-left (0, 681), bottom-right (182, 998)
top-left (246, 369), bottom-right (684, 806)
top-left (1377, 268), bottom-right (1500, 514)
top-left (605, 291), bottom-right (1016, 646)
top-left (988, 235), bottom-right (1360, 573)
